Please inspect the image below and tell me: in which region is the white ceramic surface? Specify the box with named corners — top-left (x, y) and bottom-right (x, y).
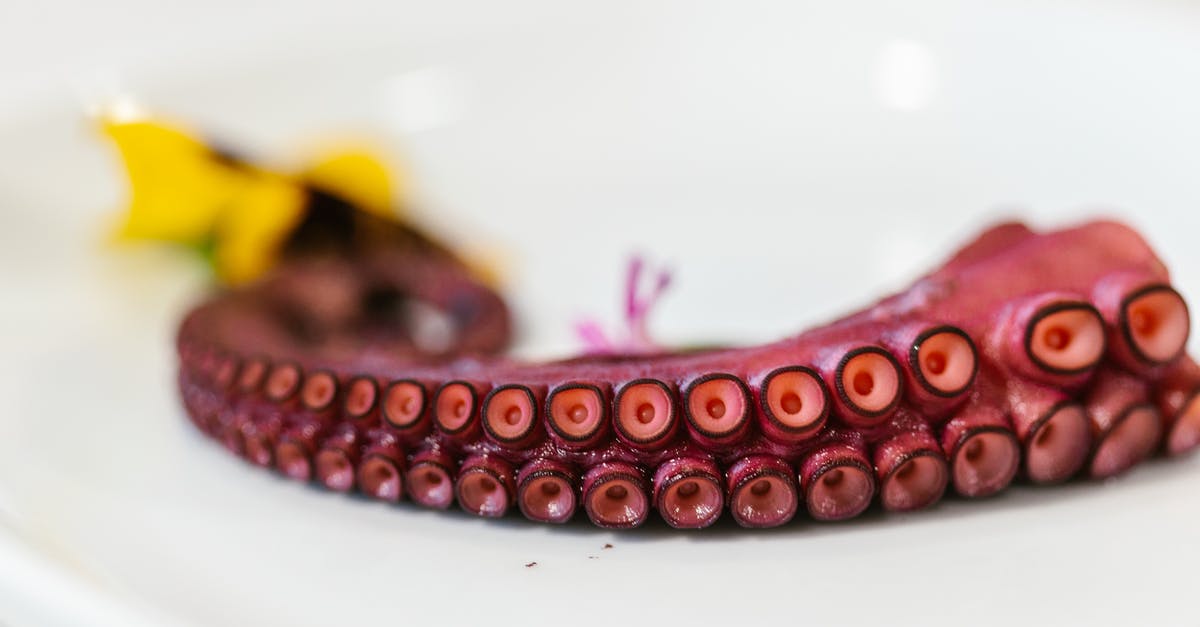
top-left (2, 2), bottom-right (1200, 625)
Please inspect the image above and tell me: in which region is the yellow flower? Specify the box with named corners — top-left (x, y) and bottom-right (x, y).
top-left (104, 118), bottom-right (262, 246)
top-left (102, 116), bottom-right (400, 284)
top-left (211, 173), bottom-right (307, 285)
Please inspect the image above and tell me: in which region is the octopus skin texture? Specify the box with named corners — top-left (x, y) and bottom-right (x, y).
top-left (176, 218), bottom-right (1199, 530)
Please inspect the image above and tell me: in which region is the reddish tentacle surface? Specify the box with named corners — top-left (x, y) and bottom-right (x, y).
top-left (176, 220), bottom-right (1197, 529)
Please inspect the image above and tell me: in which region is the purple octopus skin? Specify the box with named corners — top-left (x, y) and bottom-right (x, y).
top-left (176, 219), bottom-right (1198, 530)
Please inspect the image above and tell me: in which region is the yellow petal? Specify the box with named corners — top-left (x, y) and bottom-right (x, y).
top-left (212, 173), bottom-right (307, 285)
top-left (303, 148), bottom-right (401, 219)
top-left (103, 118), bottom-right (252, 244)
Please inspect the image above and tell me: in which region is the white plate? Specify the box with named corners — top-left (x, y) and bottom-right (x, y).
top-left (3, 3), bottom-right (1200, 625)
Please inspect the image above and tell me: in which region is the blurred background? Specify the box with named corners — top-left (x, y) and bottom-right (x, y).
top-left (2, 1), bottom-right (1199, 625)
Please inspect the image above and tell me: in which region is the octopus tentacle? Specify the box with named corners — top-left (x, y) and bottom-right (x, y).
top-left (173, 219), bottom-right (1198, 529)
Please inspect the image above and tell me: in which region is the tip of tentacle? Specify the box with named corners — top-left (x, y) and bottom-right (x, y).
top-left (880, 454), bottom-right (947, 512)
top-left (1025, 404), bottom-right (1092, 483)
top-left (951, 430), bottom-right (1019, 498)
top-left (1091, 406), bottom-right (1163, 478)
